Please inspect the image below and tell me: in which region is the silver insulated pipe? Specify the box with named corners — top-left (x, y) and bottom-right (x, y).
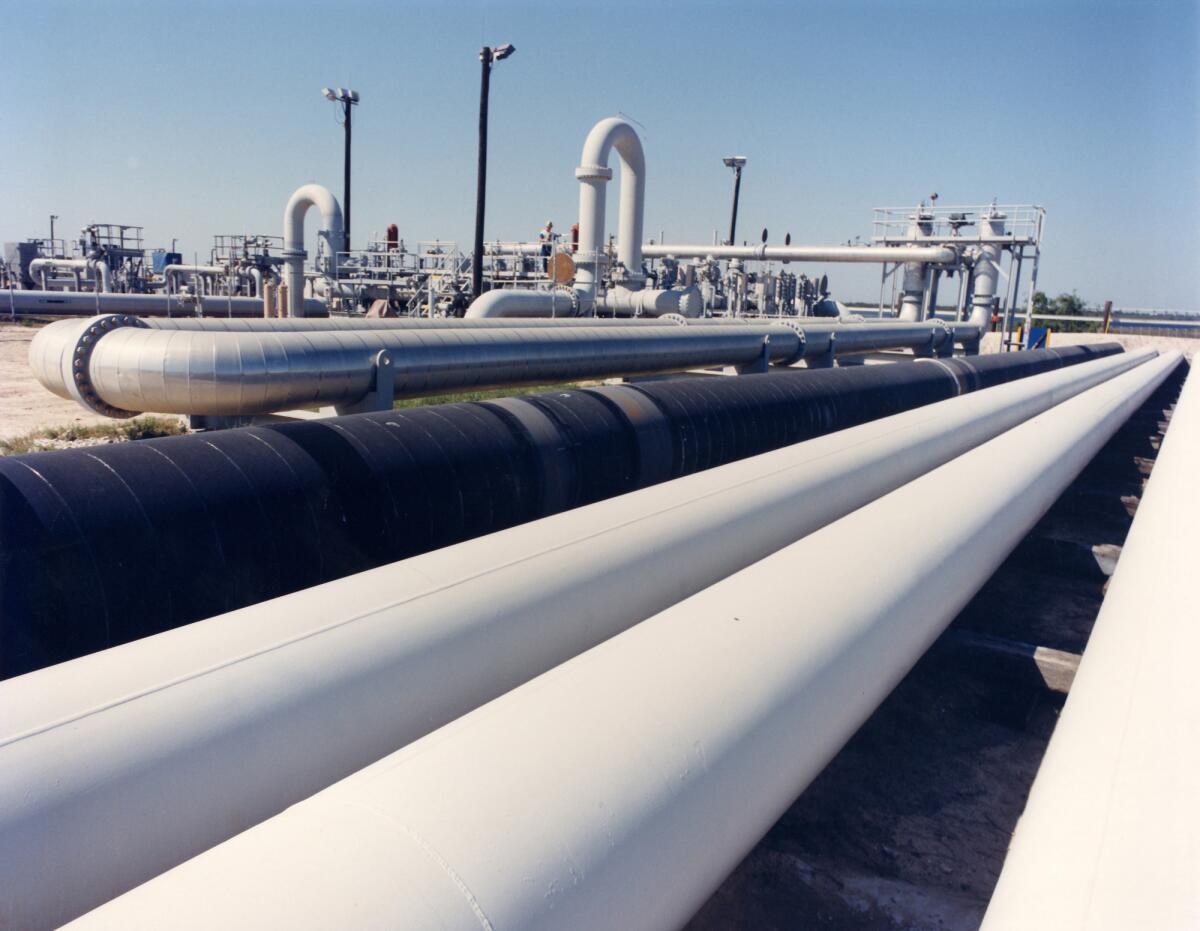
top-left (29, 315), bottom-right (806, 417)
top-left (29, 314), bottom-right (980, 418)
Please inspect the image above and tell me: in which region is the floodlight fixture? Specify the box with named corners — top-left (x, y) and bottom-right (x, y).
top-left (320, 86), bottom-right (362, 252)
top-left (722, 156), bottom-right (748, 245)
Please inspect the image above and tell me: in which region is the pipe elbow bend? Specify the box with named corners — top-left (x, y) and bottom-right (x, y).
top-left (283, 184), bottom-right (344, 249)
top-left (464, 290), bottom-right (512, 318)
top-left (579, 117), bottom-right (646, 176)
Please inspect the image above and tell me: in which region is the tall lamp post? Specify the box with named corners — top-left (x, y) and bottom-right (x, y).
top-left (722, 156), bottom-right (747, 246)
top-left (322, 87), bottom-right (360, 254)
top-left (472, 43), bottom-right (516, 300)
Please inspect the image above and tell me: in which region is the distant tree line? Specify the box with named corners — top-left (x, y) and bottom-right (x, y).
top-left (1029, 291), bottom-right (1102, 333)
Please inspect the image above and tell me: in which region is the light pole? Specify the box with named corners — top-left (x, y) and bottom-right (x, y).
top-left (472, 43), bottom-right (516, 299)
top-left (722, 156), bottom-right (747, 246)
top-left (322, 87), bottom-right (360, 253)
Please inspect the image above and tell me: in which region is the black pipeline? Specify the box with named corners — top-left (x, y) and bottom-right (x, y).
top-left (0, 344), bottom-right (1121, 677)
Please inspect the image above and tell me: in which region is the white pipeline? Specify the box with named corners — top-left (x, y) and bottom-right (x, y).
top-left (69, 352), bottom-right (1181, 930)
top-left (597, 284), bottom-right (706, 318)
top-left (461, 287), bottom-right (579, 317)
top-left (282, 183), bottom-right (344, 317)
top-left (982, 362), bottom-right (1199, 931)
top-left (898, 211), bottom-right (935, 321)
top-left (29, 257), bottom-right (112, 292)
top-left (967, 206), bottom-right (1006, 330)
top-left (642, 243), bottom-right (958, 264)
top-left (575, 116), bottom-right (646, 299)
top-left (0, 350), bottom-right (1155, 928)
top-left (466, 116), bottom-right (648, 318)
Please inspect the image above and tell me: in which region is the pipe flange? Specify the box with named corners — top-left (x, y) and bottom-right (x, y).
top-left (659, 313), bottom-right (688, 326)
top-left (774, 319), bottom-right (808, 366)
top-left (930, 318), bottom-right (954, 352)
top-left (575, 164), bottom-right (614, 182)
top-left (67, 314), bottom-right (148, 418)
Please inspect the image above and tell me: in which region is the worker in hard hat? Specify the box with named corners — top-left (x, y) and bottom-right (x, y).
top-left (539, 221), bottom-right (554, 271)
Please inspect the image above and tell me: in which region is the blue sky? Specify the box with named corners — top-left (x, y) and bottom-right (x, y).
top-left (2, 0), bottom-right (1197, 309)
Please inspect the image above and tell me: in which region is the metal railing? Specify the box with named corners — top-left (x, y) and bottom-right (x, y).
top-left (211, 235), bottom-right (284, 264)
top-left (871, 204), bottom-right (1044, 246)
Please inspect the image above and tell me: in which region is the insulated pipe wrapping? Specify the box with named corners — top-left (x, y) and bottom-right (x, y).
top-left (0, 347), bottom-right (1142, 928)
top-left (1, 345), bottom-right (1120, 678)
top-left (66, 352), bottom-right (1180, 931)
top-left (981, 361), bottom-right (1198, 931)
top-left (29, 314), bottom-right (995, 417)
top-left (29, 317), bottom-right (803, 416)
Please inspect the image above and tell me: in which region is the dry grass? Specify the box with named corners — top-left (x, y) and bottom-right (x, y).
top-left (0, 384), bottom-right (600, 454)
top-left (392, 382), bottom-right (594, 409)
top-left (0, 416), bottom-right (187, 455)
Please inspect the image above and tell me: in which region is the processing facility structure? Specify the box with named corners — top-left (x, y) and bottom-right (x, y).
top-left (0, 104), bottom-right (1195, 931)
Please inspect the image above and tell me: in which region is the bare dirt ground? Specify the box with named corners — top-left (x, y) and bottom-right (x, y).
top-left (686, 361), bottom-right (1188, 930)
top-left (0, 321), bottom-right (182, 441)
top-left (1, 321), bottom-right (113, 440)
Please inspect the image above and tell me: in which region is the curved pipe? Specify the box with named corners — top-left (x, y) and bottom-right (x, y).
top-left (29, 257), bottom-right (111, 292)
top-left (465, 117), bottom-right (648, 319)
top-left (41, 351), bottom-right (1168, 931)
top-left (463, 288), bottom-right (579, 318)
top-left (642, 243), bottom-right (958, 264)
top-left (283, 184), bottom-right (344, 317)
top-left (575, 117), bottom-right (647, 304)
